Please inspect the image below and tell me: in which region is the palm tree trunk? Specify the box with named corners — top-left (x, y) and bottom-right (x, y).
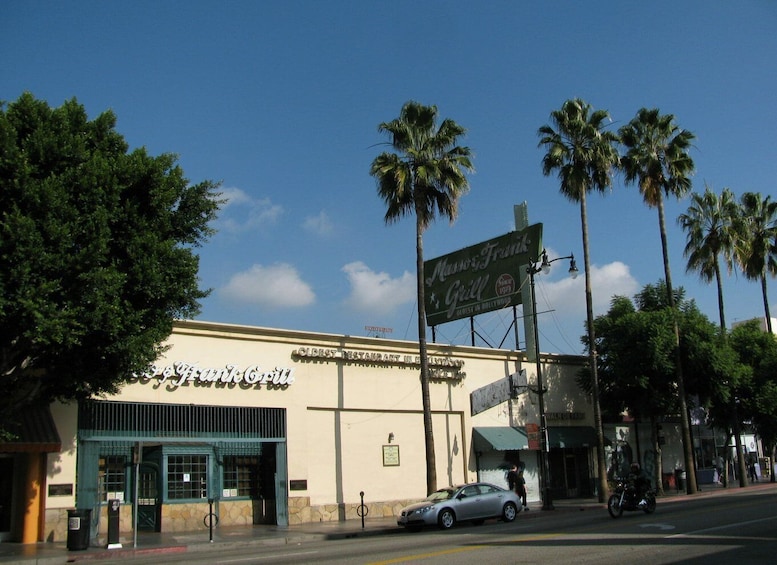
top-left (579, 191), bottom-right (609, 502)
top-left (761, 274), bottom-right (773, 334)
top-left (657, 196), bottom-right (698, 494)
top-left (714, 260), bottom-right (726, 333)
top-left (415, 215), bottom-right (437, 495)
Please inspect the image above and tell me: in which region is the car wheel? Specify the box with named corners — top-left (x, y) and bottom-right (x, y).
top-left (437, 508), bottom-right (456, 529)
top-left (502, 501), bottom-right (518, 522)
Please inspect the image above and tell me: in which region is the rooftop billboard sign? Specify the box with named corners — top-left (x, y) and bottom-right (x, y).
top-left (423, 223), bottom-right (543, 327)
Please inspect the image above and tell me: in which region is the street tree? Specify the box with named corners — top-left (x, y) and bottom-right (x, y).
top-left (538, 98), bottom-right (619, 502)
top-left (370, 101), bottom-right (473, 495)
top-left (581, 282), bottom-right (736, 493)
top-left (619, 108), bottom-right (698, 493)
top-left (678, 185), bottom-right (746, 485)
top-left (0, 93), bottom-right (221, 431)
top-left (678, 185), bottom-right (739, 333)
top-left (735, 192), bottom-right (777, 334)
top-left (728, 321), bottom-right (777, 484)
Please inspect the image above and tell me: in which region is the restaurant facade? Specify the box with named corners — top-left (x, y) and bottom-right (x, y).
top-left (4, 318), bottom-right (611, 543)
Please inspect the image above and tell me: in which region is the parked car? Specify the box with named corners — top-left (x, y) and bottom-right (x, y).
top-left (397, 482), bottom-right (521, 530)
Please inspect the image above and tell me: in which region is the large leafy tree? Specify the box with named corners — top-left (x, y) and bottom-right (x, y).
top-left (370, 101), bottom-right (473, 495)
top-left (538, 98), bottom-right (619, 502)
top-left (581, 282), bottom-right (736, 493)
top-left (735, 192), bottom-right (777, 334)
top-left (728, 321), bottom-right (777, 484)
top-left (619, 108), bottom-right (698, 493)
top-left (0, 93), bottom-right (221, 428)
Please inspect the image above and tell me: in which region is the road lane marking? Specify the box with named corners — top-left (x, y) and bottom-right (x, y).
top-left (367, 533), bottom-right (562, 564)
top-left (640, 523), bottom-right (675, 531)
top-left (668, 515), bottom-right (777, 538)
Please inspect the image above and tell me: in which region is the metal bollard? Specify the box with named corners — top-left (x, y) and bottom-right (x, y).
top-left (208, 498), bottom-right (214, 542)
top-left (357, 491), bottom-right (368, 528)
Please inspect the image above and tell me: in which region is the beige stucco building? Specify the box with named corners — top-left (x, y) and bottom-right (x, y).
top-left (4, 319), bottom-right (604, 543)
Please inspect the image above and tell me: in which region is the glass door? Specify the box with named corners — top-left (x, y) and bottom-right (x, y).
top-left (137, 462), bottom-right (160, 532)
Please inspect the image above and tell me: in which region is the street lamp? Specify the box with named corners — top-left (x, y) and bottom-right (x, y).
top-left (527, 250), bottom-right (578, 511)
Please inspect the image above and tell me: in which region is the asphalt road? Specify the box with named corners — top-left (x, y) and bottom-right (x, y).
top-left (133, 487), bottom-right (777, 565)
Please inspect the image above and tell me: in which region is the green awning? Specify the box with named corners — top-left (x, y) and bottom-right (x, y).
top-left (0, 405), bottom-right (61, 453)
top-left (473, 427), bottom-right (528, 452)
top-left (547, 426), bottom-right (598, 449)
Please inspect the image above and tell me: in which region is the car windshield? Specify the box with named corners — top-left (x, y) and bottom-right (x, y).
top-left (427, 488), bottom-right (455, 501)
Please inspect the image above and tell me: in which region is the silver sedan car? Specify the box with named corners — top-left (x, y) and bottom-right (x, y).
top-left (397, 482), bottom-right (521, 530)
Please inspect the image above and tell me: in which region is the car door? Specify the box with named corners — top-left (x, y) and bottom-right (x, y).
top-left (476, 483), bottom-right (505, 517)
top-left (454, 485), bottom-right (484, 520)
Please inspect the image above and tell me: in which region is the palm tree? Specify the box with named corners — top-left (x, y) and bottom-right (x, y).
top-left (538, 98), bottom-right (619, 503)
top-left (736, 192), bottom-right (777, 335)
top-left (678, 185), bottom-right (738, 333)
top-left (370, 101), bottom-right (474, 495)
top-left (619, 107), bottom-right (698, 494)
top-left (678, 185), bottom-right (744, 486)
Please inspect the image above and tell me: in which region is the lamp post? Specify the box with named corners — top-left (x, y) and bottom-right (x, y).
top-left (527, 250), bottom-right (578, 511)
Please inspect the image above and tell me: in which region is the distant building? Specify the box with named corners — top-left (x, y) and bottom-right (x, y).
top-left (732, 317), bottom-right (777, 334)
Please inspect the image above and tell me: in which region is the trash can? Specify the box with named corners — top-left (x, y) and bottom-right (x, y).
top-left (674, 469), bottom-right (686, 491)
top-left (67, 508), bottom-right (92, 551)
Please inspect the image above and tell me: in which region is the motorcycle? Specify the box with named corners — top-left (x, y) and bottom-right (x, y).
top-left (607, 477), bottom-right (656, 518)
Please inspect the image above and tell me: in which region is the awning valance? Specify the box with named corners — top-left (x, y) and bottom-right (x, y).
top-left (0, 405), bottom-right (62, 453)
top-left (547, 426), bottom-right (598, 449)
top-left (473, 427), bottom-right (528, 452)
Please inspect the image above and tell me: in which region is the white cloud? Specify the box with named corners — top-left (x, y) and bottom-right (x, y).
top-left (342, 262), bottom-right (415, 314)
top-left (217, 187), bottom-right (283, 232)
top-left (220, 263), bottom-right (315, 308)
top-left (535, 260), bottom-right (640, 318)
top-left (303, 210), bottom-right (334, 236)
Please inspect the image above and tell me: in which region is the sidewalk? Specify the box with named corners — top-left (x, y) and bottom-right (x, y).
top-left (1, 482), bottom-right (771, 565)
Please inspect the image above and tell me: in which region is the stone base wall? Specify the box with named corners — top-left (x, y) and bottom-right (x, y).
top-left (44, 508), bottom-right (68, 542)
top-left (42, 497), bottom-right (420, 541)
top-left (288, 496), bottom-right (416, 525)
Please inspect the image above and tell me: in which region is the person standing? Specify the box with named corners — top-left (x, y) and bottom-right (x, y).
top-left (507, 464), bottom-right (519, 492)
top-left (516, 468), bottom-right (528, 511)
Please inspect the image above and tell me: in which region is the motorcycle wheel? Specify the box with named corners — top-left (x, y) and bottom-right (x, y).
top-left (607, 494), bottom-right (623, 518)
top-left (643, 494), bottom-right (656, 514)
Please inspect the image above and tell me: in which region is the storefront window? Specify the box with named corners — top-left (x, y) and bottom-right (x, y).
top-left (167, 454), bottom-right (208, 500)
top-left (223, 455), bottom-right (259, 498)
top-left (99, 455), bottom-right (126, 502)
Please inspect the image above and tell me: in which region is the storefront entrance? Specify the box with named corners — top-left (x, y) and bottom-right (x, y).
top-left (78, 401), bottom-right (289, 533)
top-left (548, 448), bottom-right (592, 498)
top-left (0, 456), bottom-right (14, 541)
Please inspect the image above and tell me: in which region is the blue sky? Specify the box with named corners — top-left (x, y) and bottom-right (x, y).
top-left (3, 1), bottom-right (776, 355)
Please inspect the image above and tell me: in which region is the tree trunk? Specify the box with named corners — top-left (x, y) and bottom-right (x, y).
top-left (651, 415), bottom-right (664, 495)
top-left (579, 192), bottom-right (609, 502)
top-left (714, 260), bottom-right (726, 333)
top-left (723, 429), bottom-right (731, 487)
top-left (415, 215), bottom-right (437, 495)
top-left (732, 403), bottom-right (747, 487)
top-left (657, 196), bottom-right (698, 494)
top-left (761, 274), bottom-right (773, 334)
